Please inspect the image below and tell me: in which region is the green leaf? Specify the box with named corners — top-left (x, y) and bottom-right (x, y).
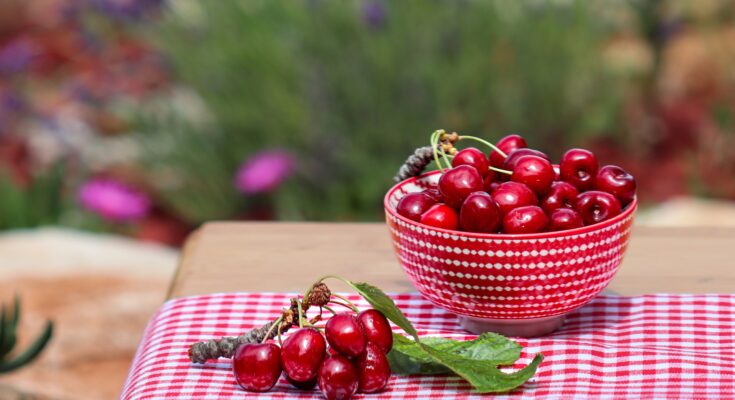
top-left (0, 321), bottom-right (53, 373)
top-left (0, 304), bottom-right (16, 359)
top-left (346, 281), bottom-right (418, 339)
top-left (388, 332), bottom-right (523, 375)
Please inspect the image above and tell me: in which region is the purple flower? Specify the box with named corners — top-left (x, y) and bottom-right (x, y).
top-left (79, 178), bottom-right (151, 223)
top-left (0, 38), bottom-right (37, 75)
top-left (235, 150), bottom-right (296, 194)
top-left (361, 0), bottom-right (386, 29)
top-left (93, 0), bottom-right (164, 21)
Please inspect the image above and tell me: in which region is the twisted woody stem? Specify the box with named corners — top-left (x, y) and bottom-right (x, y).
top-left (187, 282), bottom-right (331, 363)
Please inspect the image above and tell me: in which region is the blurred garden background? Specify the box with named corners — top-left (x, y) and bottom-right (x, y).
top-left (2, 0), bottom-right (735, 247)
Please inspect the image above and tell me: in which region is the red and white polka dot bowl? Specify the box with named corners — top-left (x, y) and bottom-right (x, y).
top-left (385, 170), bottom-right (637, 337)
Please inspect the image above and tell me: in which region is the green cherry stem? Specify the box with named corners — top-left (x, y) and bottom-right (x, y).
top-left (330, 295), bottom-right (359, 313)
top-left (459, 135), bottom-right (507, 158)
top-left (297, 299), bottom-right (304, 328)
top-left (430, 129), bottom-right (446, 172)
top-left (261, 316), bottom-right (283, 344)
top-left (489, 165), bottom-right (513, 175)
top-left (322, 305), bottom-right (338, 315)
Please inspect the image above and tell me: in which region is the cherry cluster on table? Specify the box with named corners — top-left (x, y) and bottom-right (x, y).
top-left (397, 134), bottom-right (637, 234)
top-left (233, 309), bottom-right (393, 400)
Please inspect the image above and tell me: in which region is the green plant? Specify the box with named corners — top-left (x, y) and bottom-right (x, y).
top-left (0, 165), bottom-right (66, 230)
top-left (0, 296), bottom-right (53, 373)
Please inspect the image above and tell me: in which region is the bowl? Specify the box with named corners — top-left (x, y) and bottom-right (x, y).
top-left (384, 170), bottom-right (636, 337)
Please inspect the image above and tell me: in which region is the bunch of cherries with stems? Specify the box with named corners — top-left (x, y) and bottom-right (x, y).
top-left (232, 279), bottom-right (394, 400)
top-left (397, 131), bottom-right (637, 234)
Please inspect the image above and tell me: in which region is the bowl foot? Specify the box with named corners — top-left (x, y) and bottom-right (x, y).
top-left (459, 314), bottom-right (565, 337)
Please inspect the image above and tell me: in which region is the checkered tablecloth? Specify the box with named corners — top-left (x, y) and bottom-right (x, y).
top-left (121, 293), bottom-right (735, 400)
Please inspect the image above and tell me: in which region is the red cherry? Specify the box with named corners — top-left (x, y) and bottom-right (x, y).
top-left (419, 204), bottom-right (459, 230)
top-left (233, 343), bottom-right (282, 392)
top-left (355, 342), bottom-right (391, 393)
top-left (452, 147), bottom-right (490, 177)
top-left (287, 376), bottom-right (317, 390)
top-left (502, 205), bottom-right (548, 234)
top-left (438, 165), bottom-right (484, 208)
top-left (547, 208), bottom-right (584, 231)
top-left (595, 165), bottom-right (637, 206)
top-left (539, 181), bottom-right (579, 214)
top-left (491, 182), bottom-right (537, 215)
top-left (553, 164), bottom-right (561, 181)
top-left (511, 155), bottom-right (555, 195)
top-left (575, 191), bottom-right (622, 225)
top-left (281, 328), bottom-right (327, 383)
top-left (421, 188), bottom-right (443, 203)
top-left (396, 192), bottom-right (436, 222)
top-left (560, 148), bottom-right (599, 191)
top-left (459, 192), bottom-right (502, 233)
top-left (485, 179), bottom-right (501, 193)
top-left (325, 313), bottom-right (367, 358)
top-left (489, 134), bottom-right (527, 168)
top-left (318, 355), bottom-right (359, 400)
top-left (503, 148), bottom-right (550, 170)
top-left (357, 309), bottom-right (393, 353)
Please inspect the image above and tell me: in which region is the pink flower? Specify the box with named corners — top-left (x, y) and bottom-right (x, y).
top-left (235, 150), bottom-right (296, 194)
top-left (79, 178), bottom-right (151, 222)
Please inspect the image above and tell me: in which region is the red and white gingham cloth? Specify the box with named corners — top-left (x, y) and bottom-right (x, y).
top-left (121, 293), bottom-right (735, 399)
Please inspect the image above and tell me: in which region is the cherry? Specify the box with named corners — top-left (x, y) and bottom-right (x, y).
top-left (511, 155), bottom-right (555, 195)
top-left (287, 376), bottom-right (317, 390)
top-left (452, 147), bottom-right (490, 177)
top-left (560, 148), bottom-right (598, 191)
top-left (438, 165), bottom-right (484, 208)
top-left (547, 208), bottom-right (584, 231)
top-left (421, 188), bottom-right (443, 203)
top-left (503, 148), bottom-right (550, 170)
top-left (318, 355), bottom-right (359, 400)
top-left (325, 313), bottom-right (367, 358)
top-left (459, 191), bottom-right (502, 233)
top-left (502, 205), bottom-right (548, 234)
top-left (357, 309), bottom-right (393, 353)
top-left (575, 191), bottom-right (622, 225)
top-left (355, 342), bottom-right (391, 393)
top-left (491, 181), bottom-right (538, 215)
top-left (595, 165), bottom-right (637, 206)
top-left (553, 164), bottom-right (561, 181)
top-left (281, 328), bottom-right (327, 383)
top-left (419, 204), bottom-right (459, 230)
top-left (396, 192), bottom-right (436, 222)
top-left (489, 134), bottom-right (527, 168)
top-left (232, 343), bottom-right (282, 392)
top-left (485, 179), bottom-right (501, 194)
top-left (539, 181), bottom-right (579, 214)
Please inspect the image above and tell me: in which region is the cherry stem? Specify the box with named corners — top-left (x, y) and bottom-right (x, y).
top-left (430, 129), bottom-right (447, 172)
top-left (322, 305), bottom-right (338, 315)
top-left (297, 299), bottom-right (304, 328)
top-left (459, 135), bottom-right (507, 158)
top-left (489, 165), bottom-right (512, 175)
top-left (277, 320), bottom-right (284, 346)
top-left (261, 316), bottom-right (283, 344)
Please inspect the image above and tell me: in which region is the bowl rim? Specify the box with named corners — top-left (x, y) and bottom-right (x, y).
top-left (384, 170), bottom-right (637, 240)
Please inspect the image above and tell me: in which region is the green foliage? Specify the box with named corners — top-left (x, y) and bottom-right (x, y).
top-left (137, 0), bottom-right (623, 223)
top-left (0, 296), bottom-right (54, 374)
top-left (0, 166), bottom-right (66, 230)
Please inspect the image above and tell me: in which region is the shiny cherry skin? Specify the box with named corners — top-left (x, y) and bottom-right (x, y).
top-left (560, 148), bottom-right (599, 191)
top-left (502, 205), bottom-right (548, 234)
top-left (489, 134), bottom-right (528, 168)
top-left (452, 147), bottom-right (490, 177)
top-left (325, 313), bottom-right (367, 358)
top-left (421, 188), bottom-right (443, 203)
top-left (419, 204), bottom-right (459, 230)
top-left (553, 164), bottom-right (561, 181)
top-left (459, 192), bottom-right (502, 233)
top-left (595, 165), bottom-right (637, 206)
top-left (503, 148), bottom-right (550, 170)
top-left (396, 192), bottom-right (436, 222)
top-left (438, 165), bottom-right (484, 208)
top-left (511, 155), bottom-right (555, 195)
top-left (357, 309), bottom-right (393, 353)
top-left (281, 328), bottom-right (327, 383)
top-left (540, 181), bottom-right (579, 214)
top-left (355, 342), bottom-right (391, 393)
top-left (485, 179), bottom-right (501, 194)
top-left (287, 376), bottom-right (317, 390)
top-left (233, 343), bottom-right (282, 392)
top-left (547, 208), bottom-right (584, 231)
top-left (574, 190), bottom-right (622, 225)
top-left (318, 355), bottom-right (359, 400)
top-left (491, 181), bottom-right (537, 215)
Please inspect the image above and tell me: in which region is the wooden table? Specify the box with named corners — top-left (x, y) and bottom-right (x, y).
top-left (168, 222), bottom-right (735, 299)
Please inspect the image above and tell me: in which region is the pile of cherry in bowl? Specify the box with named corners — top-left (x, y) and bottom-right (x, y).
top-left (233, 309), bottom-right (393, 400)
top-left (397, 134), bottom-right (637, 234)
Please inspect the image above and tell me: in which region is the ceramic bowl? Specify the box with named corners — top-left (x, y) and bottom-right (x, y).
top-left (384, 170), bottom-right (636, 337)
